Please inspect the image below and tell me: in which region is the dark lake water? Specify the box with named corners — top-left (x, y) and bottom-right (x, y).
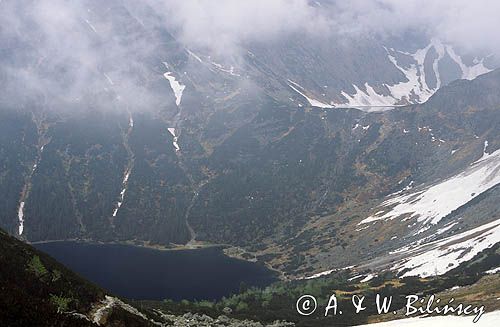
top-left (34, 242), bottom-right (277, 301)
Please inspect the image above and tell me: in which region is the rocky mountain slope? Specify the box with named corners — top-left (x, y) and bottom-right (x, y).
top-left (1, 217), bottom-right (499, 325)
top-left (0, 0), bottom-right (498, 280)
top-left (0, 226), bottom-right (155, 326)
top-left (0, 226), bottom-right (298, 326)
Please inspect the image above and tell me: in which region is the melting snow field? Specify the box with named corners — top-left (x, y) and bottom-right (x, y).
top-left (356, 142), bottom-right (500, 277)
top-left (392, 219), bottom-right (500, 277)
top-left (287, 80), bottom-right (334, 108)
top-left (355, 310), bottom-right (500, 326)
top-left (341, 83), bottom-right (398, 107)
top-left (340, 39), bottom-right (492, 107)
top-left (359, 145), bottom-right (500, 227)
top-left (162, 62), bottom-right (185, 106)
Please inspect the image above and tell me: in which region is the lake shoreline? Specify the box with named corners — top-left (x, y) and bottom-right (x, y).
top-left (34, 240), bottom-right (279, 301)
top-left (29, 238), bottom-right (287, 280)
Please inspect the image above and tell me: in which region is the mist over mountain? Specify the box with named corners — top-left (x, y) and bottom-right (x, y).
top-left (1, 1), bottom-right (500, 326)
top-left (1, 0), bottom-right (499, 111)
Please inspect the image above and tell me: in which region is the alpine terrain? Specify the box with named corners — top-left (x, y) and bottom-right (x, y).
top-left (0, 0), bottom-right (499, 326)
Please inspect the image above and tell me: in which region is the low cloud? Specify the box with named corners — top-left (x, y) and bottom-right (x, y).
top-left (331, 0), bottom-right (500, 54)
top-left (157, 0), bottom-right (500, 56)
top-left (0, 0), bottom-right (166, 111)
top-left (1, 0), bottom-right (498, 112)
top-left (152, 0), bottom-right (331, 56)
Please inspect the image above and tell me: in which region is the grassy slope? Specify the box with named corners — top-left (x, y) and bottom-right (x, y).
top-left (0, 228), bottom-right (160, 326)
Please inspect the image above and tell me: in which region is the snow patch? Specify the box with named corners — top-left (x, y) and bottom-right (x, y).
top-left (162, 62), bottom-right (186, 106)
top-left (112, 168), bottom-right (131, 218)
top-left (186, 49), bottom-right (203, 63)
top-left (211, 61), bottom-right (240, 76)
top-left (168, 128), bottom-right (180, 152)
top-left (485, 266), bottom-right (500, 274)
top-left (18, 202), bottom-right (25, 235)
top-left (435, 222), bottom-right (458, 235)
top-left (360, 274), bottom-right (376, 283)
top-left (302, 265), bottom-right (355, 280)
top-left (354, 310), bottom-right (500, 326)
top-left (341, 83), bottom-right (396, 107)
top-left (348, 275), bottom-right (363, 281)
top-left (392, 219), bottom-right (500, 277)
top-left (287, 80), bottom-right (334, 108)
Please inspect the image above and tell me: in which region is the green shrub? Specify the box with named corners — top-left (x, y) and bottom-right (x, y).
top-left (50, 294), bottom-right (72, 313)
top-left (28, 255), bottom-right (48, 278)
top-left (51, 269), bottom-right (62, 282)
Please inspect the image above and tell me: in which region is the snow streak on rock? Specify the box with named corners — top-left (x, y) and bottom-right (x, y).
top-left (168, 127), bottom-right (180, 152)
top-left (112, 168), bottom-right (131, 218)
top-left (210, 60), bottom-right (240, 76)
top-left (186, 49), bottom-right (203, 63)
top-left (446, 46), bottom-right (492, 80)
top-left (84, 19), bottom-right (97, 34)
top-left (111, 113), bottom-right (134, 219)
top-left (287, 80), bottom-right (334, 108)
top-left (18, 143), bottom-right (46, 236)
top-left (103, 73), bottom-right (114, 85)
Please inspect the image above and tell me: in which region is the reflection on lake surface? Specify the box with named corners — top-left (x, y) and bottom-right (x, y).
top-left (35, 242), bottom-right (277, 301)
